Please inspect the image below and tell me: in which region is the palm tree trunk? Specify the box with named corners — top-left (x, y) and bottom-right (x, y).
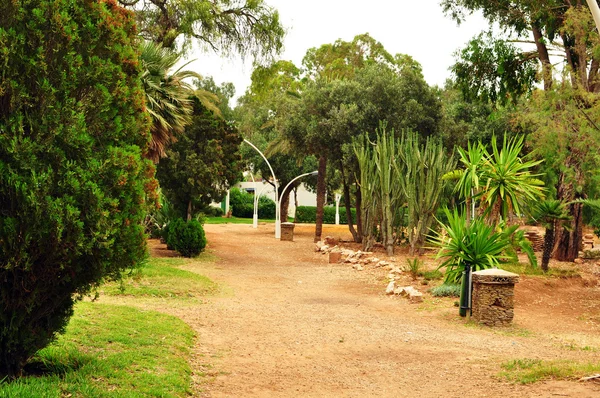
top-left (314, 155), bottom-right (327, 243)
top-left (542, 227), bottom-right (554, 272)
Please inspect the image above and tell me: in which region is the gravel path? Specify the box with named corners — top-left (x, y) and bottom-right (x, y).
top-left (131, 223), bottom-right (600, 397)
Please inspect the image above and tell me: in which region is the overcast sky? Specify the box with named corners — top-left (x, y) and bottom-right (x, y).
top-left (184, 1), bottom-right (489, 103)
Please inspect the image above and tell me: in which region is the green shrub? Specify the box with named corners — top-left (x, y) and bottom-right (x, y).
top-left (229, 188), bottom-right (275, 219)
top-left (0, 0), bottom-right (154, 377)
top-left (295, 206), bottom-right (357, 224)
top-left (167, 219), bottom-right (207, 257)
top-left (429, 284), bottom-right (461, 297)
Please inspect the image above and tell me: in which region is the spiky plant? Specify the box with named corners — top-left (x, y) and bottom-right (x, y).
top-left (481, 135), bottom-right (545, 224)
top-left (139, 41), bottom-right (219, 162)
top-left (433, 209), bottom-right (511, 284)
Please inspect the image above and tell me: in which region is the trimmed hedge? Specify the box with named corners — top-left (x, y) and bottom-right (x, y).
top-left (229, 188), bottom-right (275, 219)
top-left (295, 206), bottom-right (357, 224)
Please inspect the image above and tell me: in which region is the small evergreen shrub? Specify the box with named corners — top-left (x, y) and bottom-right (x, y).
top-left (0, 0), bottom-right (154, 377)
top-left (167, 219), bottom-right (207, 258)
top-left (229, 188), bottom-right (275, 219)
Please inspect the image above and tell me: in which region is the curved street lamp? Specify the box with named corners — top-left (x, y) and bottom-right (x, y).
top-left (587, 0), bottom-right (600, 33)
top-left (278, 171), bottom-right (318, 235)
top-left (243, 139), bottom-right (280, 238)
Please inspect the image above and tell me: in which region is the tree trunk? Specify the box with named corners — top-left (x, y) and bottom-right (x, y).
top-left (532, 24), bottom-right (553, 91)
top-left (293, 187), bottom-right (299, 222)
top-left (187, 200), bottom-right (193, 221)
top-left (280, 184), bottom-right (293, 222)
top-left (314, 155), bottom-right (327, 243)
top-left (555, 202), bottom-right (583, 262)
top-left (355, 185), bottom-right (363, 243)
top-left (340, 161), bottom-right (358, 242)
top-left (541, 227), bottom-right (554, 272)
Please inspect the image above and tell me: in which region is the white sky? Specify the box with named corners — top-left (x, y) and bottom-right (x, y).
top-left (184, 1), bottom-right (490, 103)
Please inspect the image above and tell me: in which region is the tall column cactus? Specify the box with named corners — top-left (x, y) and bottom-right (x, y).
top-left (353, 135), bottom-right (379, 251)
top-left (398, 132), bottom-right (456, 255)
top-left (373, 123), bottom-right (398, 255)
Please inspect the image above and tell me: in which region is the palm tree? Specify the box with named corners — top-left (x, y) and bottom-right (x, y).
top-left (531, 199), bottom-right (571, 272)
top-left (139, 41), bottom-right (219, 162)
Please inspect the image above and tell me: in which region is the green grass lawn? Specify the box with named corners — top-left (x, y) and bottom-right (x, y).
top-left (0, 302), bottom-right (195, 397)
top-left (102, 256), bottom-right (219, 299)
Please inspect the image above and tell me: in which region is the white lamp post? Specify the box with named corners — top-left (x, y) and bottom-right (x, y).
top-left (335, 193), bottom-right (342, 225)
top-left (278, 171), bottom-right (318, 236)
top-left (587, 0), bottom-right (600, 32)
top-left (243, 139), bottom-right (280, 238)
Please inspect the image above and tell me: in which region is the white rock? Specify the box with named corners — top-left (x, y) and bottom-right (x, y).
top-left (386, 281), bottom-right (396, 295)
top-left (320, 245), bottom-right (329, 252)
top-left (371, 257), bottom-right (380, 264)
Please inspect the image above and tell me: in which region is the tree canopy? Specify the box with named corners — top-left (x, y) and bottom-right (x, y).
top-left (118, 0), bottom-right (285, 58)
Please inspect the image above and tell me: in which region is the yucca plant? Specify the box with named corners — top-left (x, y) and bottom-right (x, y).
top-left (433, 209), bottom-right (511, 284)
top-left (433, 208), bottom-right (512, 316)
top-left (481, 135), bottom-right (545, 224)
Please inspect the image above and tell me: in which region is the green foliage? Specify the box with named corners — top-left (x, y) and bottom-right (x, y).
top-left (119, 0), bottom-right (285, 58)
top-left (0, 0), bottom-right (155, 377)
top-left (452, 33), bottom-right (539, 105)
top-left (140, 40), bottom-right (204, 162)
top-left (397, 131), bottom-right (457, 255)
top-left (429, 283), bottom-right (462, 298)
top-left (166, 219), bottom-right (207, 258)
top-left (406, 258), bottom-right (423, 280)
top-left (433, 209), bottom-right (511, 283)
top-left (156, 99), bottom-right (243, 220)
top-left (228, 188), bottom-right (276, 219)
top-left (294, 206), bottom-right (357, 225)
top-left (145, 191), bottom-right (179, 239)
top-left (421, 270), bottom-right (444, 281)
top-left (0, 303), bottom-right (194, 396)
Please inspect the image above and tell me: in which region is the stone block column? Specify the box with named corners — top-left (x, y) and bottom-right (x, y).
top-left (280, 222), bottom-right (295, 241)
top-left (472, 269), bottom-right (519, 327)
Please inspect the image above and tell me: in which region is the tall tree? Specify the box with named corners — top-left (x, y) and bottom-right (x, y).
top-left (0, 0), bottom-right (155, 377)
top-left (118, 0), bottom-right (284, 57)
top-left (157, 97), bottom-right (243, 220)
top-left (444, 0), bottom-right (600, 261)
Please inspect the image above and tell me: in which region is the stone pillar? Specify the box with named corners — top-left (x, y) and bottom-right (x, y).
top-left (472, 269), bottom-right (519, 327)
top-left (280, 222), bottom-right (295, 241)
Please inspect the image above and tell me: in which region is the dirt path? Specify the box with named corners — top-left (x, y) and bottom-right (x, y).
top-left (148, 224), bottom-right (600, 397)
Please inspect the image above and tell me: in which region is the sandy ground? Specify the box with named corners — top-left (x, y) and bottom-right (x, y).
top-left (138, 223), bottom-right (600, 397)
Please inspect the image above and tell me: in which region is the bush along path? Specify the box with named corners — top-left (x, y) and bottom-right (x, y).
top-left (105, 223), bottom-right (598, 398)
